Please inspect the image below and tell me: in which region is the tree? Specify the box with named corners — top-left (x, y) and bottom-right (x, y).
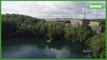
top-left (64, 26), bottom-right (92, 42)
top-left (2, 14), bottom-right (41, 38)
top-left (87, 32), bottom-right (105, 58)
top-left (46, 21), bottom-right (64, 41)
top-left (75, 26), bottom-right (92, 42)
top-left (64, 26), bottom-right (76, 42)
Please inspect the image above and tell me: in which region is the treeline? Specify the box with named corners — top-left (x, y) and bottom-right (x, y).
top-left (2, 14), bottom-right (105, 58)
top-left (2, 14), bottom-right (93, 42)
top-left (2, 14), bottom-right (44, 38)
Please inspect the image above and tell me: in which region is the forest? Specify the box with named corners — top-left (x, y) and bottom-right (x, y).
top-left (2, 14), bottom-right (106, 58)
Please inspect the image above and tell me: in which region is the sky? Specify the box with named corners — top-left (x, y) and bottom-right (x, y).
top-left (2, 1), bottom-right (106, 19)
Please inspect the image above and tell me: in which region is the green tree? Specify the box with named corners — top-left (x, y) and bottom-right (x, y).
top-left (75, 26), bottom-right (92, 42)
top-left (87, 32), bottom-right (105, 58)
top-left (46, 21), bottom-right (64, 41)
top-left (64, 27), bottom-right (76, 42)
top-left (64, 26), bottom-right (92, 42)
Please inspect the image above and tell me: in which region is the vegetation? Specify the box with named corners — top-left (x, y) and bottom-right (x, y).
top-left (2, 14), bottom-right (105, 58)
top-left (86, 32), bottom-right (106, 58)
top-left (64, 26), bottom-right (93, 42)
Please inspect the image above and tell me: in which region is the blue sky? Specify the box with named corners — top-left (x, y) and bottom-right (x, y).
top-left (2, 1), bottom-right (106, 19)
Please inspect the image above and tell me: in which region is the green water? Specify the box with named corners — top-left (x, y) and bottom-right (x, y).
top-left (2, 38), bottom-right (91, 58)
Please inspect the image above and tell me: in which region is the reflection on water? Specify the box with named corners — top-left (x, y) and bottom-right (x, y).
top-left (2, 38), bottom-right (91, 58)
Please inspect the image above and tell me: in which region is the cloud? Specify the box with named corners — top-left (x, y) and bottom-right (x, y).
top-left (44, 47), bottom-right (71, 58)
top-left (2, 1), bottom-right (106, 19)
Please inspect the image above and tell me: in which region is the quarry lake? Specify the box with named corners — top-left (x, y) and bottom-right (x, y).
top-left (2, 38), bottom-right (92, 58)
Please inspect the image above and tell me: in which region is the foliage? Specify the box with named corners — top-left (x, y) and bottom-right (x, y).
top-left (46, 21), bottom-right (65, 40)
top-left (64, 26), bottom-right (92, 42)
top-left (2, 14), bottom-right (105, 58)
top-left (87, 32), bottom-right (106, 58)
top-left (2, 14), bottom-right (40, 37)
top-left (64, 27), bottom-right (76, 42)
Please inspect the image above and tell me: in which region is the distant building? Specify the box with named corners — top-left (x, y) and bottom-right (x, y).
top-left (70, 20), bottom-right (82, 26)
top-left (70, 19), bottom-right (101, 33)
top-left (70, 19), bottom-right (100, 27)
top-left (91, 26), bottom-right (102, 33)
top-left (89, 21), bottom-right (100, 27)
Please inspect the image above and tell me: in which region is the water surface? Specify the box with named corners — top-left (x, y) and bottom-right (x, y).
top-left (2, 38), bottom-right (91, 58)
